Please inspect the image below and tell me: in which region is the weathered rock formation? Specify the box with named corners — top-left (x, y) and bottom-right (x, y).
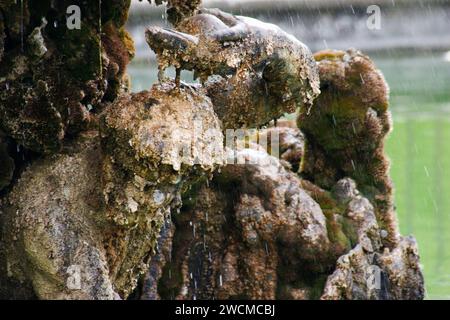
top-left (298, 49), bottom-right (398, 248)
top-left (146, 126), bottom-right (424, 300)
top-left (145, 7), bottom-right (320, 129)
top-left (0, 0), bottom-right (424, 300)
top-left (2, 83), bottom-right (223, 299)
top-left (0, 0), bottom-right (134, 154)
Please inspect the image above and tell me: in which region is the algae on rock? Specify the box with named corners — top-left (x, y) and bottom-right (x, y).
top-left (0, 0), bottom-right (134, 154)
top-left (0, 0), bottom-right (425, 300)
top-left (298, 49), bottom-right (398, 248)
top-left (2, 82), bottom-right (224, 299)
top-left (145, 7), bottom-right (320, 129)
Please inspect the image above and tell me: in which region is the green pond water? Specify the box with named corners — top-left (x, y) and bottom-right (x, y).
top-left (377, 52), bottom-right (450, 300)
top-left (128, 51), bottom-right (450, 299)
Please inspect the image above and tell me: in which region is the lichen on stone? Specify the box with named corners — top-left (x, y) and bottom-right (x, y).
top-left (298, 49), bottom-right (398, 248)
top-left (0, 0), bottom-right (134, 154)
top-left (145, 7), bottom-right (320, 129)
top-left (0, 0), bottom-right (425, 301)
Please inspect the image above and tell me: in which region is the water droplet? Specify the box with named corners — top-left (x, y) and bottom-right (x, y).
top-left (424, 166), bottom-right (430, 177)
top-left (444, 51), bottom-right (450, 62)
top-left (153, 190), bottom-right (165, 205)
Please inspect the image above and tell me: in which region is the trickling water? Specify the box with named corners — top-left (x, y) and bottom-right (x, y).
top-left (351, 159), bottom-right (356, 171)
top-left (444, 51), bottom-right (450, 62)
top-left (20, 0), bottom-right (24, 52)
top-left (424, 166), bottom-right (430, 178)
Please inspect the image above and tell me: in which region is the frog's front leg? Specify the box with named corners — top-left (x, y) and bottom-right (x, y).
top-left (175, 67), bottom-right (181, 87)
top-left (157, 65), bottom-right (167, 83)
top-left (147, 26), bottom-right (198, 86)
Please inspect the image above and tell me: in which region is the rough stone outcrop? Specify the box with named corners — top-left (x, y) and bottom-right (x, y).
top-left (0, 0), bottom-right (424, 300)
top-left (139, 12), bottom-right (423, 297)
top-left (259, 124), bottom-right (306, 172)
top-left (298, 49), bottom-right (398, 248)
top-left (148, 145), bottom-right (424, 300)
top-left (1, 83), bottom-right (223, 299)
top-left (99, 83), bottom-right (223, 297)
top-left (156, 149), bottom-right (336, 300)
top-left (0, 0), bottom-right (134, 154)
top-left (321, 236), bottom-right (424, 300)
top-left (146, 7), bottom-right (320, 129)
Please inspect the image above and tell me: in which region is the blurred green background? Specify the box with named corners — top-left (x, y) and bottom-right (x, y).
top-left (379, 52), bottom-right (450, 300)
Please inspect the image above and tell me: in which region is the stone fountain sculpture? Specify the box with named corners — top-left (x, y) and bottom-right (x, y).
top-left (0, 0), bottom-right (424, 300)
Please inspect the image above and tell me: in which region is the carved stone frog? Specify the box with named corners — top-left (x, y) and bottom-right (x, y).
top-left (146, 8), bottom-right (320, 129)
